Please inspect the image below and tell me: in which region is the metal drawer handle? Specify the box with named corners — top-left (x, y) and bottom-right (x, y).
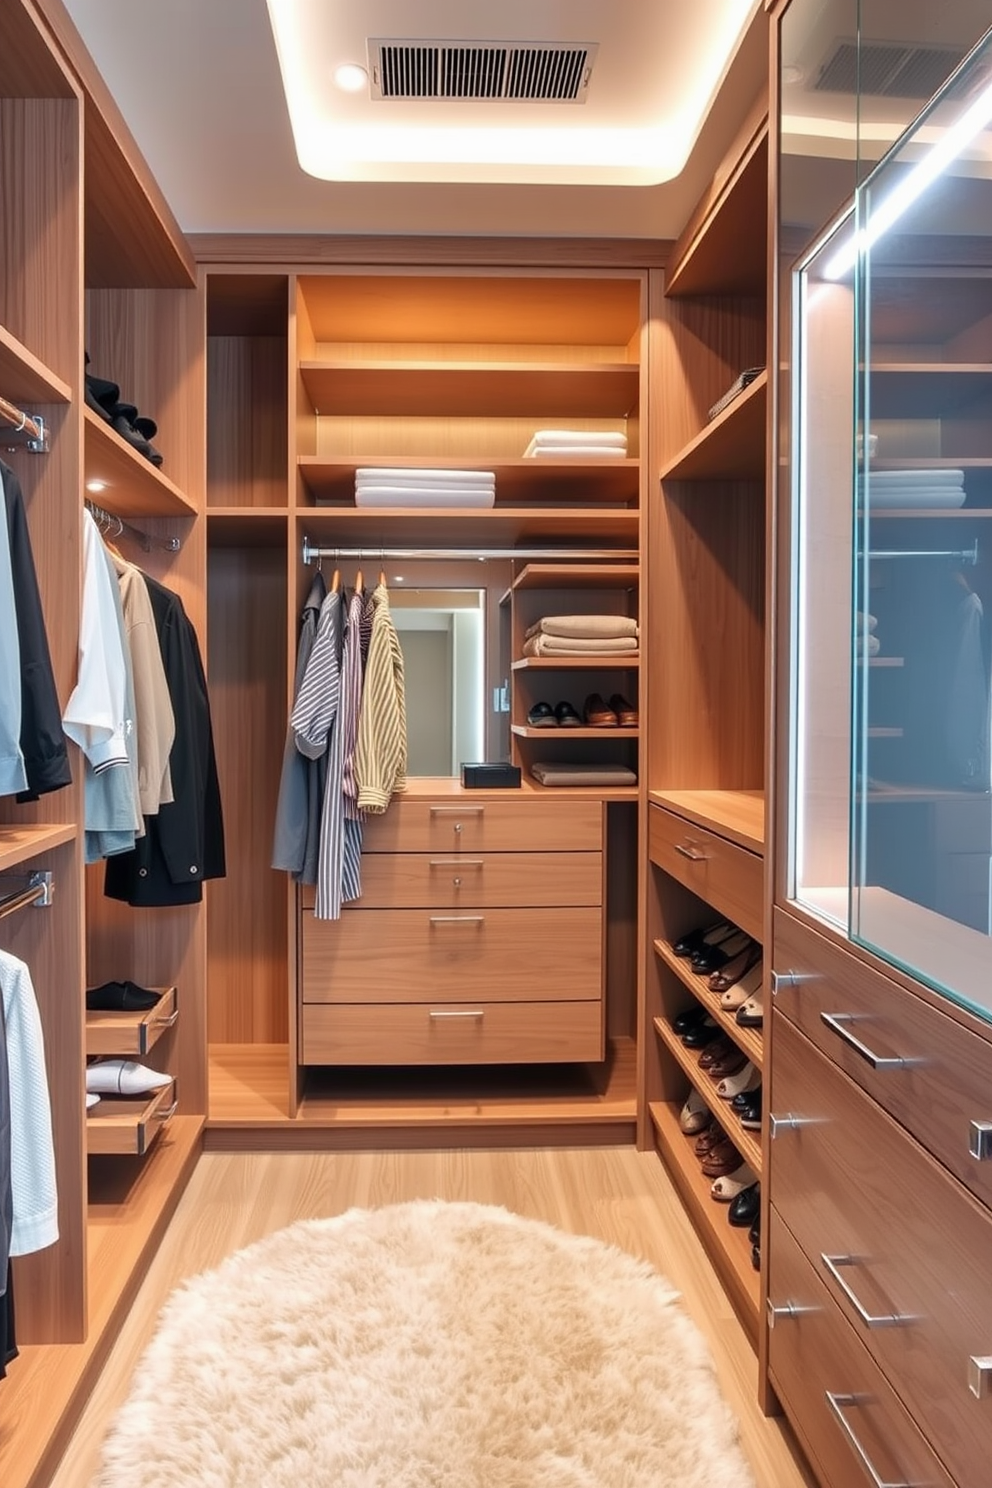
top-left (766, 1299), bottom-right (811, 1328)
top-left (820, 1012), bottom-right (922, 1071)
top-left (769, 1112), bottom-right (818, 1138)
top-left (153, 1098), bottom-right (178, 1124)
top-left (429, 860), bottom-right (483, 868)
top-left (674, 840), bottom-right (709, 861)
top-left (969, 1121), bottom-right (992, 1162)
top-left (430, 806), bottom-right (485, 815)
top-left (826, 1393), bottom-right (915, 1488)
top-left (428, 915), bottom-right (485, 925)
top-left (428, 1009), bottom-right (485, 1021)
top-left (148, 1008), bottom-right (180, 1030)
top-left (821, 1254), bottom-right (917, 1329)
top-left (969, 1355), bottom-right (992, 1399)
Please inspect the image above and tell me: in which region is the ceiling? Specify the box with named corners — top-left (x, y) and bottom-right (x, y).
top-left (61, 0), bottom-right (768, 241)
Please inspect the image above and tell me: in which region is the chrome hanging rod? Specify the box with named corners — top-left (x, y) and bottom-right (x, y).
top-left (869, 539), bottom-right (979, 565)
top-left (0, 395), bottom-right (47, 453)
top-left (302, 538), bottom-right (637, 565)
top-left (0, 870), bottom-right (54, 921)
top-left (86, 499), bottom-right (181, 554)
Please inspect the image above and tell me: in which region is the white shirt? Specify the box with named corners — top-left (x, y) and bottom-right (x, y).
top-left (0, 949), bottom-right (58, 1255)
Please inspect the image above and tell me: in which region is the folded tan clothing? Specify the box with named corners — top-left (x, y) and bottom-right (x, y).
top-left (524, 614), bottom-right (639, 640)
top-left (531, 762), bottom-right (637, 787)
top-left (522, 634), bottom-right (639, 657)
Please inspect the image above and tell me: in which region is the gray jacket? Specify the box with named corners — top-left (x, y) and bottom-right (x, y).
top-left (0, 489), bottom-right (27, 798)
top-left (271, 571), bottom-right (328, 881)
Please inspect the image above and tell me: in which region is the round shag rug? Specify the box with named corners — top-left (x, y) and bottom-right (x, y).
top-left (93, 1200), bottom-right (756, 1488)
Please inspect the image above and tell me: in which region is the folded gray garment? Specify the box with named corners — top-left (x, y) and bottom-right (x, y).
top-left (531, 762), bottom-right (637, 786)
top-left (522, 633), bottom-right (638, 657)
top-left (525, 614), bottom-right (639, 640)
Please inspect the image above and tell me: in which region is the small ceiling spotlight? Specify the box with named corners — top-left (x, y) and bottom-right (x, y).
top-left (333, 63), bottom-right (368, 93)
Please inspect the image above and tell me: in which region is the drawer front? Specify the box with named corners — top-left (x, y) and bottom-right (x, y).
top-left (301, 852), bottom-right (602, 911)
top-left (768, 1208), bottom-right (955, 1488)
top-left (361, 797), bottom-right (603, 854)
top-left (302, 907), bottom-right (601, 1005)
top-left (302, 1000), bottom-right (604, 1065)
top-left (648, 805), bottom-right (762, 941)
top-left (774, 907), bottom-right (992, 1211)
top-left (85, 1083), bottom-right (177, 1157)
top-left (771, 1014), bottom-right (992, 1488)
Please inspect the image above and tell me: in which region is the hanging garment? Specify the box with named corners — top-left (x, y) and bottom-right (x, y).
top-left (61, 512), bottom-right (141, 862)
top-left (271, 570), bottom-right (327, 882)
top-left (288, 589), bottom-right (344, 919)
top-left (340, 586), bottom-right (366, 904)
top-left (355, 583), bottom-right (407, 813)
top-left (0, 492), bottom-right (27, 797)
top-left (112, 556), bottom-right (175, 814)
top-left (0, 1265), bottom-right (15, 1380)
top-left (104, 577), bottom-right (226, 907)
top-left (0, 950), bottom-right (58, 1259)
top-left (0, 460), bottom-right (71, 801)
top-left (0, 993), bottom-right (11, 1299)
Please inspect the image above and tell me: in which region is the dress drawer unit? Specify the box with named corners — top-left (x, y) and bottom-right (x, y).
top-left (648, 804), bottom-right (762, 941)
top-left (773, 907), bottom-right (992, 1211)
top-left (771, 1014), bottom-right (992, 1488)
top-left (301, 852), bottom-right (602, 911)
top-left (361, 797), bottom-right (603, 854)
top-left (301, 907), bottom-right (602, 1005)
top-left (301, 999), bottom-right (604, 1065)
top-left (767, 1207), bottom-right (956, 1488)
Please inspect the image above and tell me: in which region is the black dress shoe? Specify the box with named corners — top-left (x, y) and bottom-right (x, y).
top-left (728, 1182), bottom-right (760, 1228)
top-left (748, 1215), bottom-right (761, 1246)
top-left (692, 930), bottom-right (751, 974)
top-left (751, 1242), bottom-right (761, 1270)
top-left (672, 1004), bottom-right (709, 1036)
top-left (85, 979), bottom-right (161, 1012)
top-left (673, 921), bottom-right (732, 958)
top-left (732, 1081), bottom-right (762, 1112)
top-left (738, 1091), bottom-right (762, 1130)
top-left (681, 1019), bottom-right (721, 1048)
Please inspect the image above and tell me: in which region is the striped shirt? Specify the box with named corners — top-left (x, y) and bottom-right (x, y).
top-left (355, 584), bottom-right (407, 813)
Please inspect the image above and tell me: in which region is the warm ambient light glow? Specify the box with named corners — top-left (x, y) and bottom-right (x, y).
top-left (265, 0), bottom-right (759, 185)
top-left (823, 74), bottom-right (992, 280)
top-left (334, 62), bottom-right (368, 92)
top-left (85, 479), bottom-right (107, 492)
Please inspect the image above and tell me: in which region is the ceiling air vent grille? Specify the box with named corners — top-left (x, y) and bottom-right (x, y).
top-left (814, 39), bottom-right (968, 99)
top-left (370, 41), bottom-right (597, 102)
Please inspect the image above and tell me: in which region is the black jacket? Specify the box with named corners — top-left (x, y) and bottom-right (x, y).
top-left (104, 576), bottom-right (225, 906)
top-left (1, 461), bottom-right (71, 801)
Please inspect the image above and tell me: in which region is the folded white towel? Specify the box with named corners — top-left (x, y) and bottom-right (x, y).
top-left (355, 488), bottom-right (496, 508)
top-left (522, 634), bottom-right (639, 656)
top-left (356, 467), bottom-right (495, 485)
top-left (526, 445), bottom-right (629, 459)
top-left (527, 430), bottom-right (627, 448)
top-left (525, 614), bottom-right (639, 640)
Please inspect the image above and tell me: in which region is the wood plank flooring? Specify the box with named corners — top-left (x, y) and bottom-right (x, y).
top-left (44, 1146), bottom-right (815, 1488)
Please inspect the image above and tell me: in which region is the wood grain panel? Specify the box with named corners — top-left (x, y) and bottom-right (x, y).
top-left (300, 455), bottom-right (639, 505)
top-left (660, 372), bottom-right (767, 480)
top-left (655, 295), bottom-right (766, 465)
top-left (649, 804), bottom-right (764, 941)
top-left (194, 236), bottom-right (669, 268)
top-left (0, 0), bottom-right (77, 96)
top-left (771, 1016), bottom-right (992, 1488)
top-left (302, 999), bottom-right (604, 1066)
top-left (300, 851), bottom-right (602, 910)
top-left (360, 795), bottom-right (603, 852)
top-left (302, 906), bottom-right (602, 1007)
top-left (207, 336), bottom-right (288, 507)
top-left (300, 362), bottom-right (640, 419)
top-left (86, 1083), bottom-right (176, 1155)
top-left (649, 789), bottom-right (764, 853)
top-left (206, 544), bottom-right (288, 1044)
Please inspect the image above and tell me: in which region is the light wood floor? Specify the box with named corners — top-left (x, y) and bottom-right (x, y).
top-left (46, 1146), bottom-right (816, 1488)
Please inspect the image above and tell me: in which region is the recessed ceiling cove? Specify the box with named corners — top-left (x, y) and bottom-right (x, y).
top-left (265, 0), bottom-right (760, 185)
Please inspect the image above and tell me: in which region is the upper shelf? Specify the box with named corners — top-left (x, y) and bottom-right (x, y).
top-left (0, 823), bottom-right (76, 874)
top-left (665, 102), bottom-right (768, 300)
top-left (0, 325), bottom-right (72, 406)
top-left (84, 408), bottom-right (197, 518)
top-left (661, 372), bottom-right (767, 482)
top-left (299, 363), bottom-right (640, 419)
top-left (649, 788), bottom-right (765, 855)
top-left (300, 456), bottom-right (639, 507)
top-left (302, 506), bottom-right (639, 548)
top-left (869, 365), bottom-right (992, 419)
top-left (511, 562), bottom-right (639, 590)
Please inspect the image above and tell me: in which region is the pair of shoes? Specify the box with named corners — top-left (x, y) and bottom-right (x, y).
top-left (732, 1080), bottom-right (762, 1113)
top-left (736, 990), bottom-right (764, 1028)
top-left (85, 979), bottom-right (161, 1012)
top-left (694, 928), bottom-right (751, 975)
top-left (86, 1091), bottom-right (100, 1109)
top-left (709, 940), bottom-right (761, 992)
top-left (748, 1215), bottom-right (761, 1246)
top-left (679, 1088), bottom-right (710, 1134)
top-left (728, 1181), bottom-right (760, 1227)
top-left (583, 692), bottom-right (637, 726)
top-left (85, 1059), bottom-right (172, 1096)
top-left (715, 1061), bottom-right (759, 1100)
top-left (701, 1139), bottom-right (741, 1177)
top-left (706, 1045), bottom-right (748, 1080)
top-left (698, 1034), bottom-right (735, 1069)
top-left (84, 353), bottom-right (164, 466)
top-left (694, 1121), bottom-right (726, 1156)
top-left (720, 961), bottom-right (762, 1011)
top-left (672, 1005), bottom-right (709, 1037)
top-left (673, 921), bottom-right (732, 959)
top-left (526, 700), bottom-right (582, 727)
top-left (751, 1242), bottom-right (761, 1271)
top-left (737, 1088), bottom-right (762, 1129)
top-left (681, 1018), bottom-right (721, 1049)
top-left (711, 1161), bottom-right (758, 1201)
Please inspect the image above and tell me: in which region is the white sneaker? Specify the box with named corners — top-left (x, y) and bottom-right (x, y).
top-left (85, 1059), bottom-right (172, 1096)
top-left (86, 1091), bottom-right (101, 1109)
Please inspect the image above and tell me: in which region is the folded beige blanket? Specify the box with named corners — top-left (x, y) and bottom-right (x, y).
top-left (522, 634), bottom-right (639, 657)
top-left (525, 614), bottom-right (639, 640)
top-left (531, 762), bottom-right (637, 787)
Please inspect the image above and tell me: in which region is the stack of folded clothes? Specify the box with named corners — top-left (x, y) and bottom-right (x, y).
top-left (354, 467), bottom-right (495, 508)
top-left (523, 429), bottom-right (627, 459)
top-left (862, 467), bottom-right (966, 509)
top-left (856, 610), bottom-right (881, 657)
top-left (522, 613), bottom-right (639, 658)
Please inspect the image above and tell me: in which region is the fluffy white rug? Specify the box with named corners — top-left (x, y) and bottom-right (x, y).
top-left (93, 1200), bottom-right (756, 1488)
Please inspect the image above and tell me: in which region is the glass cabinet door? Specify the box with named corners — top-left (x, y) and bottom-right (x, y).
top-left (790, 24), bottom-right (992, 1024)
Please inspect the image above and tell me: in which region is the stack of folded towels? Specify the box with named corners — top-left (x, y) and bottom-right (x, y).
top-left (523, 429), bottom-right (628, 459)
top-left (522, 614), bottom-right (639, 658)
top-left (861, 468), bottom-right (966, 510)
top-left (355, 467), bottom-right (496, 508)
top-left (856, 611), bottom-right (880, 657)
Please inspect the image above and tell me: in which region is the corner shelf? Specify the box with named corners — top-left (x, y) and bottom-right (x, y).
top-left (0, 325), bottom-right (72, 406)
top-left (653, 938), bottom-right (763, 1071)
top-left (653, 1015), bottom-right (762, 1175)
top-left (299, 361), bottom-right (640, 419)
top-left (660, 371), bottom-right (767, 482)
top-left (84, 407), bottom-right (197, 518)
top-left (0, 823), bottom-right (76, 873)
top-left (665, 108), bottom-right (769, 299)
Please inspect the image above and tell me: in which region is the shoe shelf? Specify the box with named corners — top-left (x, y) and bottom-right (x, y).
top-left (653, 938), bottom-right (763, 1071)
top-left (85, 985), bottom-right (178, 1059)
top-left (299, 458), bottom-right (640, 507)
top-left (648, 788), bottom-right (764, 855)
top-left (298, 361), bottom-right (640, 419)
top-left (0, 323), bottom-right (72, 406)
top-left (647, 1099), bottom-right (760, 1336)
top-left (86, 1081), bottom-right (178, 1157)
top-left (512, 726), bottom-right (640, 740)
top-left (513, 655), bottom-right (640, 672)
top-left (659, 370), bottom-right (767, 483)
top-left (652, 1016), bottom-right (761, 1175)
top-left (84, 406), bottom-right (197, 518)
top-left (0, 823), bottom-right (77, 874)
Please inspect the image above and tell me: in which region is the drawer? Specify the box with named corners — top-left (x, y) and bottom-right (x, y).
top-left (771, 1014), bottom-right (992, 1488)
top-left (768, 1207), bottom-right (955, 1488)
top-left (86, 1082), bottom-right (177, 1156)
top-left (774, 907), bottom-right (992, 1211)
top-left (648, 805), bottom-right (762, 941)
top-left (84, 985), bottom-right (178, 1058)
top-left (302, 907), bottom-right (601, 1005)
top-left (301, 852), bottom-right (602, 911)
top-left (302, 1000), bottom-right (604, 1065)
top-left (361, 797), bottom-right (603, 854)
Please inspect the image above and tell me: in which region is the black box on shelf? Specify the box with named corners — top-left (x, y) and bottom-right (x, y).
top-left (461, 762), bottom-right (521, 789)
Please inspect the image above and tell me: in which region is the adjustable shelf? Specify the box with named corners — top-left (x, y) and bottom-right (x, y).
top-left (653, 1015), bottom-right (762, 1175)
top-left (511, 562), bottom-right (639, 590)
top-left (84, 407), bottom-right (197, 518)
top-left (513, 655), bottom-right (640, 671)
top-left (868, 364), bottom-right (992, 419)
top-left (660, 371), bottom-right (767, 482)
top-left (512, 726), bottom-right (640, 740)
top-left (0, 823), bottom-right (76, 873)
top-left (300, 457), bottom-right (640, 506)
top-left (653, 938), bottom-right (763, 1071)
top-left (0, 325), bottom-right (72, 406)
top-left (299, 362), bottom-right (640, 419)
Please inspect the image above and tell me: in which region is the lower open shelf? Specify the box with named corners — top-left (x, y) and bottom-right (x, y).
top-left (653, 1017), bottom-right (761, 1174)
top-left (648, 1100), bottom-right (760, 1339)
top-left (0, 1115), bottom-right (202, 1488)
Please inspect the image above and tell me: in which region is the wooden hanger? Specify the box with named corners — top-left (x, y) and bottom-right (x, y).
top-left (331, 568), bottom-right (341, 594)
top-left (354, 567), bottom-right (364, 595)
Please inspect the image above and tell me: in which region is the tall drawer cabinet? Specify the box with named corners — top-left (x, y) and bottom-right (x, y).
top-left (299, 790), bottom-right (606, 1066)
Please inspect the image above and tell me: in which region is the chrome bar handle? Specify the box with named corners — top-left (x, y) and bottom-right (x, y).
top-left (429, 806), bottom-right (485, 815)
top-left (154, 1098), bottom-right (179, 1124)
top-left (429, 860), bottom-right (484, 868)
top-left (820, 1012), bottom-right (919, 1070)
top-left (769, 1112), bottom-right (813, 1139)
top-left (428, 916), bottom-right (485, 925)
top-left (148, 1008), bottom-right (180, 1030)
top-left (674, 840), bottom-right (709, 860)
top-left (969, 1355), bottom-right (992, 1399)
top-left (825, 1393), bottom-right (915, 1487)
top-left (766, 1299), bottom-right (811, 1328)
top-left (821, 1254), bottom-right (917, 1328)
top-left (969, 1121), bottom-right (992, 1161)
top-left (428, 1009), bottom-right (485, 1020)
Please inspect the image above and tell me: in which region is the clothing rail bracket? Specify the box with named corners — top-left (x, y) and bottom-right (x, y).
top-left (0, 407), bottom-right (48, 454)
top-left (0, 869), bottom-right (55, 921)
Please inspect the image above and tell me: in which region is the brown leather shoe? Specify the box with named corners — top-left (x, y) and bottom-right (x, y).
top-left (610, 692), bottom-right (638, 726)
top-left (694, 1122), bottom-right (727, 1156)
top-left (706, 1047), bottom-right (749, 1080)
top-left (583, 691), bottom-right (618, 726)
top-left (698, 1035), bottom-right (735, 1069)
top-left (701, 1140), bottom-right (742, 1177)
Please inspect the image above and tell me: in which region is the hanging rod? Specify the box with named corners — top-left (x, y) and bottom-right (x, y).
top-left (302, 538), bottom-right (638, 565)
top-left (0, 870), bottom-right (54, 921)
top-left (869, 539), bottom-right (979, 565)
top-left (0, 395), bottom-right (47, 453)
top-left (86, 499), bottom-right (181, 554)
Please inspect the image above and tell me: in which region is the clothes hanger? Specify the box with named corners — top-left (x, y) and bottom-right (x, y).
top-left (354, 567), bottom-right (364, 595)
top-left (331, 568), bottom-right (341, 594)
